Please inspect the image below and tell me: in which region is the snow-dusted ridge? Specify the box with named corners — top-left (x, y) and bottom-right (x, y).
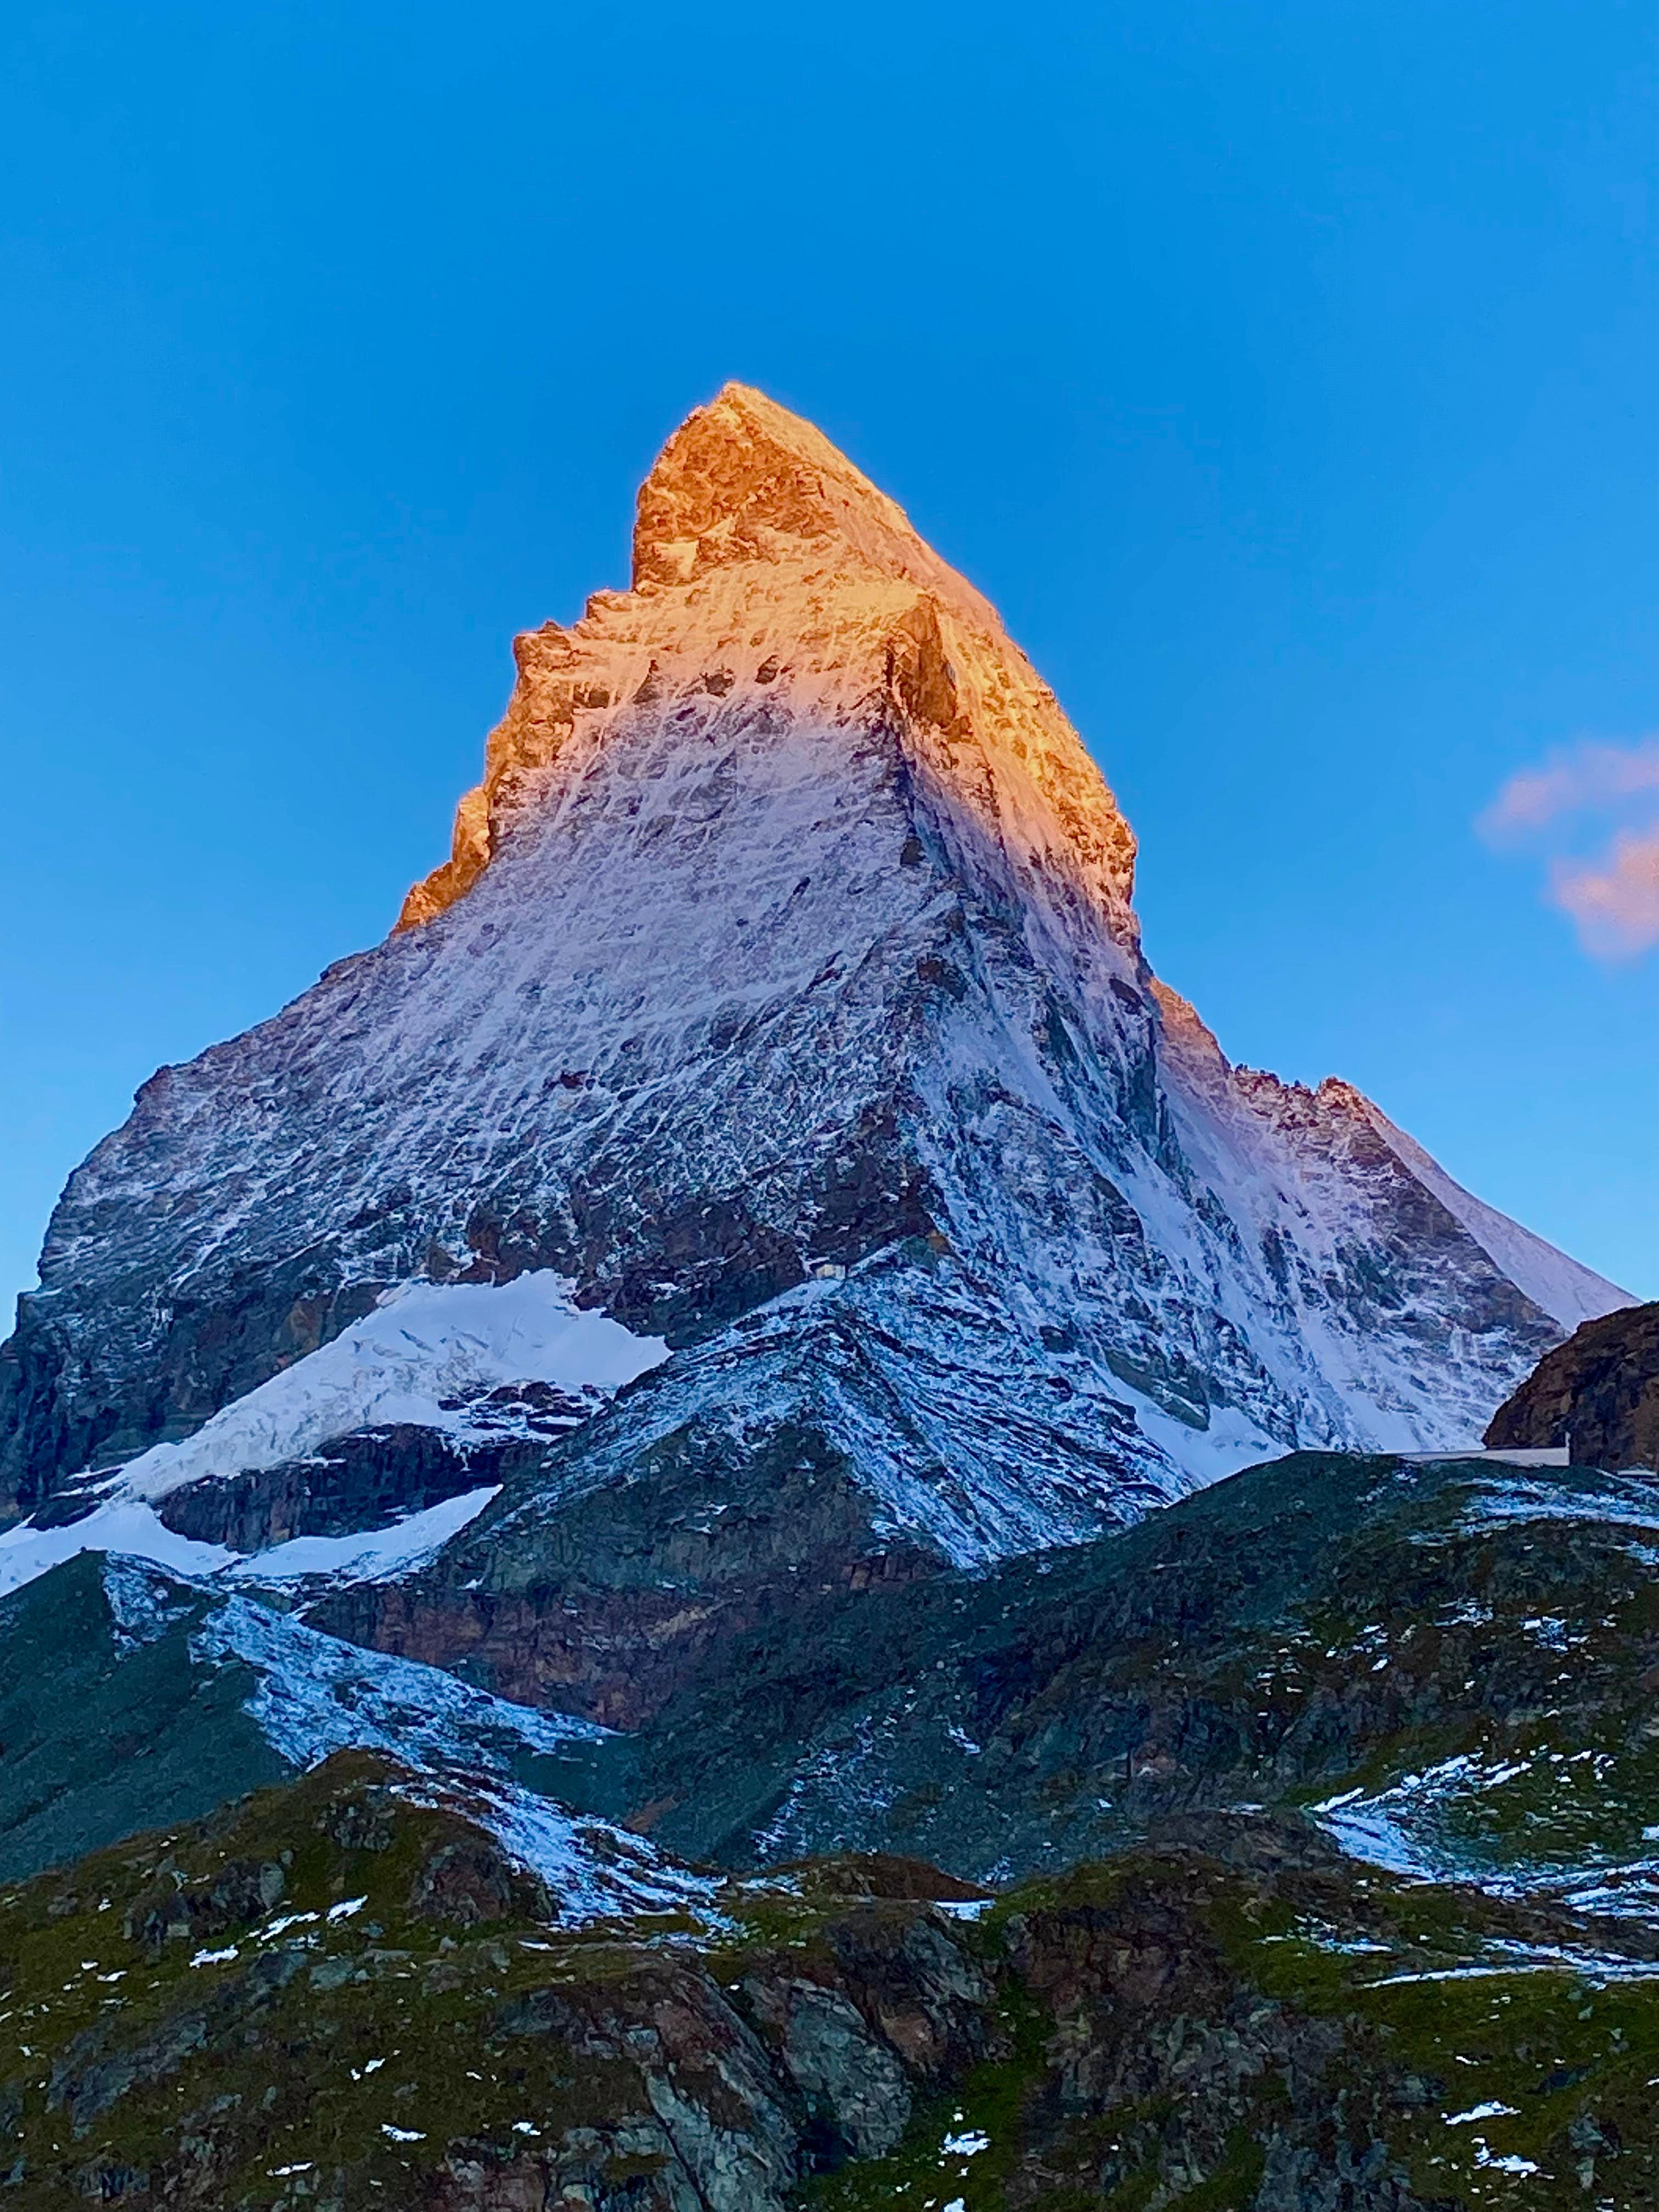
top-left (1358, 1103), bottom-right (1621, 1333)
top-left (96, 1556), bottom-right (715, 1923)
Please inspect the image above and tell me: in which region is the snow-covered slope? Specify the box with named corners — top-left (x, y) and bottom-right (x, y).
top-left (0, 1273), bottom-right (665, 1599)
top-left (117, 1273), bottom-right (664, 1504)
top-left (1358, 1104), bottom-right (1620, 1332)
top-left (0, 384), bottom-right (1630, 1555)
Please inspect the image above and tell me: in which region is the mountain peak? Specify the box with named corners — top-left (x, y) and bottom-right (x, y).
top-left (0, 390), bottom-right (1632, 1544)
top-left (630, 383), bottom-right (975, 610)
top-left (397, 382), bottom-right (1136, 935)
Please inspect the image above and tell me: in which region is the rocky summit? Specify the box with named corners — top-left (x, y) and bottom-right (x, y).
top-left (0, 387), bottom-right (1648, 2210)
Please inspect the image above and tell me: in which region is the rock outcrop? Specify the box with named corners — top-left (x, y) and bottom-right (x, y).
top-left (1486, 1299), bottom-right (1659, 1470)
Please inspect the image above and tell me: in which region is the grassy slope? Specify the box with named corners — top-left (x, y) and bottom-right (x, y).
top-left (0, 1554), bottom-right (286, 1885)
top-left (588, 1452), bottom-right (1659, 1894)
top-left (4, 1759), bottom-right (1659, 2208)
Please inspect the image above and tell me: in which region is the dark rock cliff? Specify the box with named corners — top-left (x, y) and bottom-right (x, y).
top-left (1486, 1299), bottom-right (1659, 1469)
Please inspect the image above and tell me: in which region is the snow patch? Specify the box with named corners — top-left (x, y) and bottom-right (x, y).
top-left (120, 1273), bottom-right (665, 1504)
top-left (190, 1593), bottom-right (713, 1922)
top-left (1462, 1468), bottom-right (1659, 1537)
top-left (0, 1503), bottom-right (235, 1601)
top-left (225, 1487), bottom-right (500, 1585)
top-left (0, 1488), bottom-right (500, 1605)
top-left (1316, 1756), bottom-right (1659, 1927)
top-left (1475, 2148), bottom-right (1540, 2176)
top-left (191, 1594), bottom-right (605, 1773)
top-left (100, 1555), bottom-right (200, 1650)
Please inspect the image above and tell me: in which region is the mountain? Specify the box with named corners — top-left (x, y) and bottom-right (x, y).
top-left (0, 384), bottom-right (1626, 1583)
top-left (1487, 1300), bottom-right (1659, 1471)
top-left (2, 382), bottom-right (1654, 2212)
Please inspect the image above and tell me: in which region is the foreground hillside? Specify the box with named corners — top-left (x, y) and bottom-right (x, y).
top-left (5, 1442), bottom-right (1659, 2202)
top-left (4, 1752), bottom-right (1657, 2211)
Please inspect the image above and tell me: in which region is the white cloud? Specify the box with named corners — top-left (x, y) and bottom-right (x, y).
top-left (1479, 737), bottom-right (1659, 960)
top-left (1549, 830), bottom-right (1659, 960)
top-left (1479, 738), bottom-right (1659, 842)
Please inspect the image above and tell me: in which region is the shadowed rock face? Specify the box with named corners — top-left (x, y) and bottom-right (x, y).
top-left (0, 385), bottom-right (1625, 1531)
top-left (1487, 1300), bottom-right (1659, 1470)
top-left (153, 1423), bottom-right (520, 1552)
top-left (311, 1412), bottom-right (947, 1732)
top-left (487, 1444), bottom-right (1659, 1893)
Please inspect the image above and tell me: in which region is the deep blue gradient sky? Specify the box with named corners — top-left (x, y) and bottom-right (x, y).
top-left (2, 0), bottom-right (1655, 1314)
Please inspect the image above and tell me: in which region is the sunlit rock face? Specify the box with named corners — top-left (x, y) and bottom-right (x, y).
top-left (0, 385), bottom-right (1628, 1541)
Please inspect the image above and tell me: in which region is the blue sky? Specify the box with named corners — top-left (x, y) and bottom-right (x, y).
top-left (1, 0), bottom-right (1654, 1313)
